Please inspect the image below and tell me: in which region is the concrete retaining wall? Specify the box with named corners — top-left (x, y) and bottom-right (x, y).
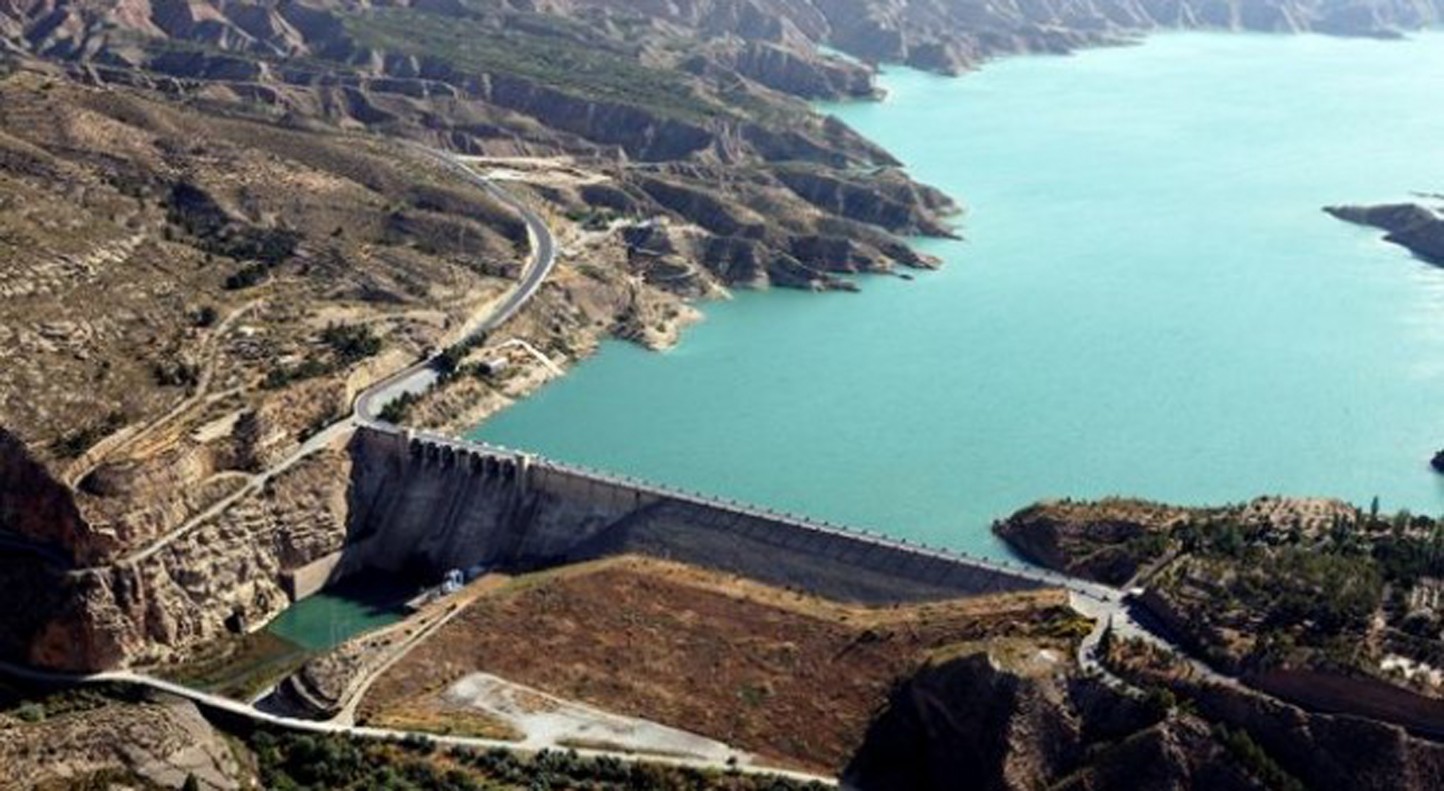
top-left (282, 550), bottom-right (344, 601)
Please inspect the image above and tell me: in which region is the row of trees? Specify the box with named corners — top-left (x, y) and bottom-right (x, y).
top-left (250, 731), bottom-right (827, 791)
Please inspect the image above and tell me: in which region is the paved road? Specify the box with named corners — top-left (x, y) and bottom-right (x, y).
top-left (9, 141), bottom-right (1231, 775)
top-left (1068, 589), bottom-right (1241, 691)
top-left (354, 144), bottom-right (558, 427)
top-left (0, 661), bottom-right (834, 786)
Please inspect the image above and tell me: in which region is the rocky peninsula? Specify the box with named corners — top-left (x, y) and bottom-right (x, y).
top-left (1326, 200), bottom-right (1444, 264)
top-left (997, 497), bottom-right (1444, 732)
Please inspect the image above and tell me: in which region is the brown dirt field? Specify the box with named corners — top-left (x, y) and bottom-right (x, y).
top-left (359, 556), bottom-right (1084, 773)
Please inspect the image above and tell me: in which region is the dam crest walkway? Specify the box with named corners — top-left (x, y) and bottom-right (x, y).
top-left (387, 424), bottom-right (1120, 605)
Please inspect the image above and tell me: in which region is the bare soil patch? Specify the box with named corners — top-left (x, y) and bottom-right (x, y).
top-left (360, 556), bottom-right (1081, 773)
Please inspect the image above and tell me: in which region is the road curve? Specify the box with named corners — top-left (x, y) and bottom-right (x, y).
top-left (92, 145), bottom-right (558, 570)
top-left (354, 145), bottom-right (559, 427)
top-left (0, 661), bottom-right (834, 786)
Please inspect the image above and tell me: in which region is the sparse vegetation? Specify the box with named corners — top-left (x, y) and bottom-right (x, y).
top-left (167, 180), bottom-right (302, 290)
top-left (152, 358), bottom-right (201, 389)
top-left (249, 731), bottom-right (827, 791)
top-left (0, 682), bottom-right (147, 724)
top-left (1004, 497), bottom-right (1444, 696)
top-left (263, 324), bottom-right (384, 391)
top-left (192, 305), bottom-right (220, 328)
top-left (1211, 725), bottom-right (1306, 791)
top-left (224, 262), bottom-right (270, 290)
top-left (52, 410), bottom-right (126, 459)
top-left (342, 8), bottom-right (725, 124)
top-left (262, 356), bottom-right (331, 390)
top-left (379, 391), bottom-right (422, 424)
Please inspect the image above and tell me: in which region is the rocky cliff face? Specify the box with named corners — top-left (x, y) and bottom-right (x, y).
top-left (0, 428), bottom-right (94, 560)
top-left (843, 647), bottom-right (1266, 790)
top-left (2, 447), bottom-right (351, 671)
top-left (993, 498), bottom-right (1196, 585)
top-left (849, 634), bottom-right (1444, 790)
top-left (1184, 678), bottom-right (1444, 791)
top-left (1109, 639), bottom-right (1444, 791)
top-left (0, 690), bottom-right (252, 789)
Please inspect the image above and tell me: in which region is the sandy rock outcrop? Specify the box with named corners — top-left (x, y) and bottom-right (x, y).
top-left (843, 647), bottom-right (1264, 790)
top-left (21, 448), bottom-right (351, 670)
top-left (0, 693), bottom-right (249, 789)
top-left (994, 498), bottom-right (1195, 585)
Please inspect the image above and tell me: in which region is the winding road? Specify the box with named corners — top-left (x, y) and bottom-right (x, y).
top-left (0, 660), bottom-right (832, 786)
top-left (354, 145), bottom-right (559, 427)
top-left (3, 144), bottom-right (1241, 783)
top-left (102, 145), bottom-right (559, 570)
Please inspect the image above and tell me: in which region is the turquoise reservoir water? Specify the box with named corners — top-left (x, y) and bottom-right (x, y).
top-left (475, 33), bottom-right (1444, 558)
top-left (266, 587), bottom-right (407, 651)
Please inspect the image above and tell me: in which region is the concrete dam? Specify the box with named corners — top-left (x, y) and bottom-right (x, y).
top-left (317, 425), bottom-right (1083, 606)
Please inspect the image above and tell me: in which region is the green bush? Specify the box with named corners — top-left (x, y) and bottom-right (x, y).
top-left (1212, 725), bottom-right (1304, 791)
top-left (322, 323), bottom-right (383, 362)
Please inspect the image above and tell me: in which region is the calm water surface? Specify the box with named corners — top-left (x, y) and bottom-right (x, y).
top-left (267, 586), bottom-right (408, 651)
top-left (474, 33), bottom-right (1444, 558)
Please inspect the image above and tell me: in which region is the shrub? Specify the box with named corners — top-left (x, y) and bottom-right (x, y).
top-left (321, 323), bottom-right (383, 362)
top-left (53, 410), bottom-right (126, 459)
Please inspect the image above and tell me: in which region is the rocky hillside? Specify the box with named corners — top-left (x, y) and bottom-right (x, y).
top-left (0, 0), bottom-right (1439, 676)
top-left (5, 0), bottom-right (1438, 83)
top-left (844, 647), bottom-right (1267, 790)
top-left (0, 0), bottom-right (963, 671)
top-left (0, 683), bottom-right (251, 789)
top-left (847, 625), bottom-right (1444, 791)
top-left (997, 497), bottom-right (1444, 737)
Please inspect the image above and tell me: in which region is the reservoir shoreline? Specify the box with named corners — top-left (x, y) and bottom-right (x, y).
top-left (472, 31), bottom-right (1444, 560)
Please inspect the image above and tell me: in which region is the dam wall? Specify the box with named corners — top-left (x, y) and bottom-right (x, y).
top-left (337, 426), bottom-right (1075, 604)
top-left (335, 427), bottom-right (646, 579)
